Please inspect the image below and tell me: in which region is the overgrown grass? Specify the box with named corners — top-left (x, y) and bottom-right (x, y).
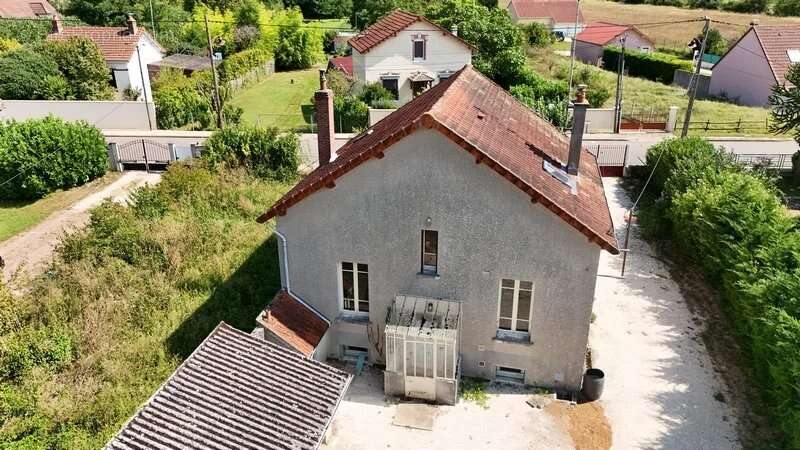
top-left (528, 47), bottom-right (772, 136)
top-left (0, 164), bottom-right (290, 448)
top-left (459, 377), bottom-right (490, 409)
top-left (229, 67), bottom-right (320, 131)
top-left (0, 173), bottom-right (120, 243)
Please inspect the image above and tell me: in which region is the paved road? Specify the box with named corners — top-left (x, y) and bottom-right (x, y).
top-left (0, 171), bottom-right (161, 288)
top-left (590, 178), bottom-right (740, 450)
top-left (585, 132), bottom-right (798, 167)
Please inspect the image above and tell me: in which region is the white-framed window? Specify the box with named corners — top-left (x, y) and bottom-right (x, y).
top-left (497, 278), bottom-right (533, 333)
top-left (340, 262), bottom-right (369, 313)
top-left (421, 229), bottom-right (438, 275)
top-left (412, 38), bottom-right (426, 60)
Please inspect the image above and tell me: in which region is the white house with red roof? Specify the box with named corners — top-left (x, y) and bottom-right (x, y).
top-left (506, 0), bottom-right (584, 38)
top-left (574, 22), bottom-right (654, 65)
top-left (255, 66), bottom-right (618, 404)
top-left (348, 10), bottom-right (474, 104)
top-left (0, 0), bottom-right (57, 18)
top-left (47, 15), bottom-right (163, 101)
top-left (710, 25), bottom-right (800, 106)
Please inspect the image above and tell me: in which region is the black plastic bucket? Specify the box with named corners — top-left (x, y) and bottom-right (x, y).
top-left (582, 368), bottom-right (605, 401)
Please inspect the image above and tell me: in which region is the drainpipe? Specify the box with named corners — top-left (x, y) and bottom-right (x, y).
top-left (272, 229), bottom-right (330, 324)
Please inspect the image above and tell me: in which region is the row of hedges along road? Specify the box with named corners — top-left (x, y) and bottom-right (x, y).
top-left (637, 137), bottom-right (800, 448)
top-left (0, 116), bottom-right (107, 200)
top-left (602, 46), bottom-right (693, 84)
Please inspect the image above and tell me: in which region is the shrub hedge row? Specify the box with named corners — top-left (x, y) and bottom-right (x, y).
top-left (0, 117), bottom-right (107, 200)
top-left (603, 46), bottom-right (693, 84)
top-left (217, 47), bottom-right (273, 83)
top-left (639, 137), bottom-right (800, 447)
top-left (203, 125), bottom-right (299, 181)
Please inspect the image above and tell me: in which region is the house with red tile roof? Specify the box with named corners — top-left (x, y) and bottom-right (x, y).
top-left (710, 25), bottom-right (800, 106)
top-left (348, 10), bottom-right (473, 104)
top-left (0, 0), bottom-right (57, 18)
top-left (47, 15), bottom-right (163, 101)
top-left (506, 0), bottom-right (584, 38)
top-left (574, 22), bottom-right (654, 65)
top-left (256, 65), bottom-right (617, 404)
top-left (328, 55), bottom-right (353, 76)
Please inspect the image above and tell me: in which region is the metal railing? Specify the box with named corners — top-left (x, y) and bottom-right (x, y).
top-left (732, 153), bottom-right (793, 170)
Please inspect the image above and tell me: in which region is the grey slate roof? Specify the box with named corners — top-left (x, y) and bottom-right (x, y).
top-left (105, 322), bottom-right (351, 450)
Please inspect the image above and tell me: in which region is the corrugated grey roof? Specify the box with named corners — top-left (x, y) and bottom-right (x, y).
top-left (105, 322), bottom-right (351, 450)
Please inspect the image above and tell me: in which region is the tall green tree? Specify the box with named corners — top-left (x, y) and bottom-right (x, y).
top-left (0, 48), bottom-right (68, 100)
top-left (770, 63), bottom-right (800, 145)
top-left (274, 7), bottom-right (324, 70)
top-left (42, 37), bottom-right (115, 100)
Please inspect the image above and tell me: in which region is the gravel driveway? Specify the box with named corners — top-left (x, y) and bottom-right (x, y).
top-left (590, 178), bottom-right (741, 450)
top-left (0, 171), bottom-right (161, 288)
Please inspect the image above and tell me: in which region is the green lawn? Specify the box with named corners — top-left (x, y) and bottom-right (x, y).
top-left (309, 18), bottom-right (351, 30)
top-left (0, 172), bottom-right (120, 243)
top-left (528, 47), bottom-right (773, 137)
top-left (229, 67), bottom-right (320, 132)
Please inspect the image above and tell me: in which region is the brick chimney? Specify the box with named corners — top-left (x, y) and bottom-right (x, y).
top-left (51, 17), bottom-right (62, 33)
top-left (126, 14), bottom-right (138, 35)
top-left (567, 84), bottom-right (589, 176)
top-left (315, 69), bottom-right (334, 166)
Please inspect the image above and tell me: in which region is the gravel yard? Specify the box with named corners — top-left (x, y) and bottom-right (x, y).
top-left (590, 178), bottom-right (741, 450)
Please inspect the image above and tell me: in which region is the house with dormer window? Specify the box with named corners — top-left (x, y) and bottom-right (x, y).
top-left (347, 10), bottom-right (474, 104)
top-left (255, 65), bottom-right (618, 404)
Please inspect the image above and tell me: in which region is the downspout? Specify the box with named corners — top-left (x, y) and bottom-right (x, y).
top-left (272, 228), bottom-right (330, 325)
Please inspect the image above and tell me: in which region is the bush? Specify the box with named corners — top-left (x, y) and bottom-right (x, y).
top-left (522, 22), bottom-right (554, 48)
top-left (0, 19), bottom-right (50, 45)
top-left (773, 0), bottom-right (800, 15)
top-left (218, 47), bottom-right (273, 82)
top-left (636, 136), bottom-right (800, 448)
top-left (510, 85), bottom-right (570, 128)
top-left (358, 82), bottom-right (395, 106)
top-left (42, 36), bottom-right (115, 100)
top-left (333, 95), bottom-right (369, 132)
top-left (0, 48), bottom-right (68, 100)
top-left (203, 126), bottom-right (300, 181)
top-left (0, 38), bottom-right (19, 54)
top-left (0, 117), bottom-right (108, 200)
top-left (602, 47), bottom-right (693, 84)
top-left (152, 69), bottom-right (212, 130)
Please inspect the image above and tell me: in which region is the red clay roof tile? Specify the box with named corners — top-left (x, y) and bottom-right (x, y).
top-left (328, 55), bottom-right (353, 76)
top-left (261, 290), bottom-right (329, 357)
top-left (348, 9), bottom-right (474, 54)
top-left (257, 66), bottom-right (619, 254)
top-left (47, 25), bottom-right (160, 61)
top-left (0, 0), bottom-right (57, 17)
top-left (510, 0), bottom-right (584, 24)
top-left (576, 21), bottom-right (652, 47)
top-left (753, 25), bottom-right (800, 86)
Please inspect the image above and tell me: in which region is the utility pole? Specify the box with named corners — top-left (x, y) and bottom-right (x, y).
top-left (135, 44), bottom-right (153, 131)
top-left (681, 16), bottom-right (710, 138)
top-left (204, 12), bottom-right (223, 129)
top-left (566, 0), bottom-right (582, 110)
top-left (149, 0), bottom-right (156, 39)
top-left (613, 34), bottom-right (627, 133)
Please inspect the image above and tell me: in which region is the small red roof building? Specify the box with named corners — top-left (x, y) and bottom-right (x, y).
top-left (328, 55), bottom-right (353, 76)
top-left (575, 21), bottom-right (653, 47)
top-left (47, 17), bottom-right (163, 62)
top-left (0, 0), bottom-right (57, 18)
top-left (348, 9), bottom-right (475, 54)
top-left (508, 0), bottom-right (583, 25)
top-left (259, 290), bottom-right (330, 357)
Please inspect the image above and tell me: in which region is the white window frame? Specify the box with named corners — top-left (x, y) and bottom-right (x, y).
top-left (339, 261), bottom-right (369, 314)
top-left (496, 278), bottom-right (534, 334)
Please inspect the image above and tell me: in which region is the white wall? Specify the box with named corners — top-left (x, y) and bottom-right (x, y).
top-left (352, 21), bottom-right (472, 103)
top-left (122, 34), bottom-right (163, 101)
top-left (709, 29), bottom-right (776, 106)
top-left (0, 100), bottom-right (156, 129)
top-left (586, 108), bottom-right (615, 132)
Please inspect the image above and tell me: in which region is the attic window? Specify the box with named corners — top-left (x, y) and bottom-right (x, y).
top-left (788, 49), bottom-right (800, 63)
top-left (543, 160), bottom-right (577, 194)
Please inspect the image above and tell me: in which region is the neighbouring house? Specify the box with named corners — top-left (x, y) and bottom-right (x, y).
top-left (148, 53), bottom-right (211, 78)
top-left (710, 25), bottom-right (800, 107)
top-left (256, 66), bottom-right (618, 404)
top-left (574, 22), bottom-right (654, 66)
top-left (0, 0), bottom-right (57, 18)
top-left (506, 0), bottom-right (584, 38)
top-left (47, 15), bottom-right (163, 101)
top-left (334, 31), bottom-right (356, 53)
top-left (104, 322), bottom-right (351, 449)
top-left (328, 55), bottom-right (353, 76)
top-left (348, 10), bottom-right (474, 104)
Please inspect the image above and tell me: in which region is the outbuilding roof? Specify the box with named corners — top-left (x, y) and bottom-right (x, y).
top-left (575, 21), bottom-right (653, 47)
top-left (105, 322), bottom-right (351, 450)
top-left (0, 0), bottom-right (57, 17)
top-left (328, 55), bottom-right (353, 76)
top-left (259, 290), bottom-right (329, 357)
top-left (257, 65), bottom-right (619, 254)
top-left (47, 25), bottom-right (162, 62)
top-left (348, 9), bottom-right (475, 54)
top-left (148, 53), bottom-right (211, 72)
top-left (509, 0), bottom-right (583, 24)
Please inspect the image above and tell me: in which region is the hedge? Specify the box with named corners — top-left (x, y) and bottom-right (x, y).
top-left (203, 126), bottom-right (299, 181)
top-left (602, 46), bottom-right (693, 84)
top-left (0, 117), bottom-right (108, 200)
top-left (217, 47), bottom-right (273, 83)
top-left (638, 137), bottom-right (800, 447)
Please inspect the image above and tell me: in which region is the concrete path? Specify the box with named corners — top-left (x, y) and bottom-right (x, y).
top-left (0, 171), bottom-right (161, 287)
top-left (590, 178), bottom-right (740, 450)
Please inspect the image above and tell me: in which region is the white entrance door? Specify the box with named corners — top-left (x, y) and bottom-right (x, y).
top-left (404, 340), bottom-right (436, 400)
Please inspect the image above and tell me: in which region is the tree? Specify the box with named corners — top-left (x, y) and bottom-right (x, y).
top-left (358, 82), bottom-right (394, 106)
top-left (702, 28), bottom-right (728, 56)
top-left (522, 22), bottom-right (554, 48)
top-left (773, 0), bottom-right (800, 16)
top-left (183, 5), bottom-right (237, 56)
top-left (0, 48), bottom-right (68, 100)
top-left (42, 37), bottom-right (114, 100)
top-left (274, 7), bottom-right (324, 70)
top-left (770, 63), bottom-right (800, 147)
